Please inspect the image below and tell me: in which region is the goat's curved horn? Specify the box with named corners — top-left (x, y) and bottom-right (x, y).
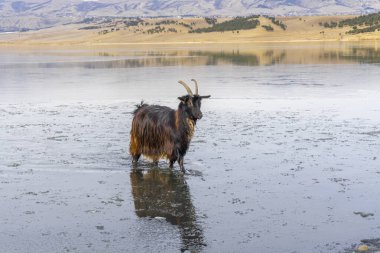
top-left (191, 79), bottom-right (199, 95)
top-left (178, 80), bottom-right (193, 96)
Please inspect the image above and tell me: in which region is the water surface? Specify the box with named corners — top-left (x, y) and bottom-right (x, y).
top-left (0, 42), bottom-right (380, 252)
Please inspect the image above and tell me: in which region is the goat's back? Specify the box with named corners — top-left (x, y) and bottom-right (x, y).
top-left (130, 104), bottom-right (177, 160)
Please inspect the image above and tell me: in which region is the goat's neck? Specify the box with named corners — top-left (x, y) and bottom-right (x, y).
top-left (176, 104), bottom-right (196, 144)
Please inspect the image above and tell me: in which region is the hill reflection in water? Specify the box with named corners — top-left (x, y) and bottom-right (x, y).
top-left (1, 42), bottom-right (380, 69)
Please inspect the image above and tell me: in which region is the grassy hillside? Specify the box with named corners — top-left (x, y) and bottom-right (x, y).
top-left (1, 14), bottom-right (380, 47)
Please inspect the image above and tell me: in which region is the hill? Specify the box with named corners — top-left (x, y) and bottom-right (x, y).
top-left (2, 15), bottom-right (380, 47)
top-left (1, 0), bottom-right (380, 32)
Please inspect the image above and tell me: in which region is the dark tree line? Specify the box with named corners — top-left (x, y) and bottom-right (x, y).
top-left (79, 25), bottom-right (101, 30)
top-left (347, 24), bottom-right (380, 34)
top-left (190, 17), bottom-right (260, 33)
top-left (124, 19), bottom-right (143, 27)
top-left (339, 12), bottom-right (380, 27)
top-left (147, 26), bottom-right (165, 34)
top-left (262, 25), bottom-right (274, 31)
top-left (155, 20), bottom-right (177, 26)
top-left (319, 12), bottom-right (380, 34)
top-left (265, 16), bottom-right (287, 30)
top-left (319, 21), bottom-right (338, 28)
top-left (80, 15), bottom-right (288, 35)
top-left (205, 17), bottom-right (217, 25)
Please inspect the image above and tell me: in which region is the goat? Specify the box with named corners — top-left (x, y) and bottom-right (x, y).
top-left (130, 79), bottom-right (210, 173)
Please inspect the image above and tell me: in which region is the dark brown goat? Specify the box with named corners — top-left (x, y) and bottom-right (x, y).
top-left (130, 79), bottom-right (210, 173)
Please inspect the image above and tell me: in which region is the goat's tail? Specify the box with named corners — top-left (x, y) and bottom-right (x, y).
top-left (133, 100), bottom-right (148, 115)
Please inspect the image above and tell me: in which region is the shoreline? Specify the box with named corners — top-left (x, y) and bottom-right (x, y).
top-left (1, 38), bottom-right (380, 49)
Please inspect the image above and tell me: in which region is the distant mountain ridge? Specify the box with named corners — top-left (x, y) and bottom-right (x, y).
top-left (1, 0), bottom-right (380, 32)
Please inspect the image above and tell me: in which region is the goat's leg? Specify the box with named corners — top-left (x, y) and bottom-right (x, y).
top-left (132, 153), bottom-right (141, 164)
top-left (178, 156), bottom-right (186, 173)
top-left (130, 133), bottom-right (140, 164)
top-left (169, 149), bottom-right (178, 169)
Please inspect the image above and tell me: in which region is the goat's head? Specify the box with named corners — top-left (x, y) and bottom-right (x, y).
top-left (178, 79), bottom-right (211, 120)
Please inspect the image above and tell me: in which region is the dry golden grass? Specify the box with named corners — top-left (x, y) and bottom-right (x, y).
top-left (1, 15), bottom-right (380, 49)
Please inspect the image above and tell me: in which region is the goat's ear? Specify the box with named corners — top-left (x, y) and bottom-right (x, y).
top-left (178, 96), bottom-right (188, 102)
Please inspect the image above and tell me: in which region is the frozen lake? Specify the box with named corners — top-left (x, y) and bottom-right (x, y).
top-left (0, 43), bottom-right (380, 252)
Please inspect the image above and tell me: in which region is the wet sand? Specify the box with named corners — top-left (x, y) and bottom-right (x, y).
top-left (1, 45), bottom-right (380, 252)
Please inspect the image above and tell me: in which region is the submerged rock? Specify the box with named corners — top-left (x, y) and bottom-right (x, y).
top-left (357, 244), bottom-right (369, 252)
top-left (95, 225), bottom-right (104, 230)
top-left (354, 212), bottom-right (375, 218)
top-left (346, 239), bottom-right (380, 253)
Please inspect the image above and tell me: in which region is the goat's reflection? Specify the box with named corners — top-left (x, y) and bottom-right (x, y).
top-left (130, 167), bottom-right (205, 252)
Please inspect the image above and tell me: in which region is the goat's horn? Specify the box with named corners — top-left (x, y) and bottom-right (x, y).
top-left (178, 80), bottom-right (193, 96)
top-left (191, 79), bottom-right (199, 95)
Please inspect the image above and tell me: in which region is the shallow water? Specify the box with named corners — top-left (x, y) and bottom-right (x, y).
top-left (0, 43), bottom-right (380, 252)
